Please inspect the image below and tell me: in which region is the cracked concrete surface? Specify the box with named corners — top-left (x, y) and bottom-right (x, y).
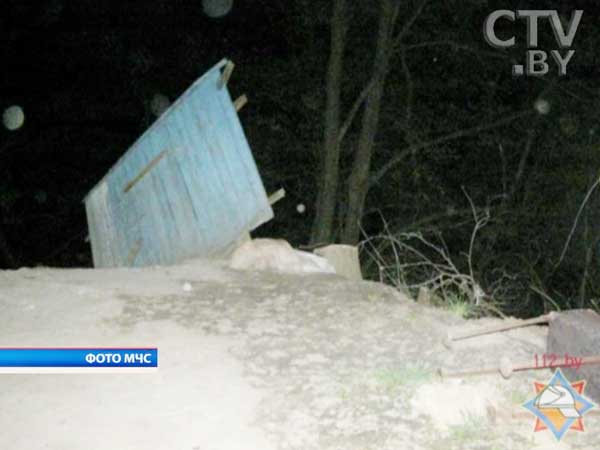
top-left (0, 260), bottom-right (597, 449)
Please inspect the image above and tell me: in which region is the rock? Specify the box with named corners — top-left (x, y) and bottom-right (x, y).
top-left (229, 238), bottom-right (336, 275)
top-left (417, 286), bottom-right (431, 306)
top-left (547, 309), bottom-right (600, 403)
top-left (313, 244), bottom-right (362, 280)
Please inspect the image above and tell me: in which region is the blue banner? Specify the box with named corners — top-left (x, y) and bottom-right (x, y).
top-left (0, 348), bottom-right (158, 367)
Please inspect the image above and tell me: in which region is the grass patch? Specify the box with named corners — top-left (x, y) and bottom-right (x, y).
top-left (374, 364), bottom-right (433, 391)
top-left (445, 293), bottom-right (475, 318)
top-left (406, 309), bottom-right (419, 322)
top-left (508, 388), bottom-right (529, 406)
top-left (447, 413), bottom-right (487, 442)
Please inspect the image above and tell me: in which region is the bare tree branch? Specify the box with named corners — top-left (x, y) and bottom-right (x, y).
top-left (338, 77), bottom-right (377, 144)
top-left (338, 0), bottom-right (429, 144)
top-left (509, 129), bottom-right (535, 199)
top-left (404, 40), bottom-right (509, 60)
top-left (399, 46), bottom-right (414, 124)
top-left (392, 0), bottom-right (430, 45)
top-left (369, 109), bottom-right (534, 187)
top-left (555, 175), bottom-right (600, 270)
top-left (462, 186), bottom-right (489, 305)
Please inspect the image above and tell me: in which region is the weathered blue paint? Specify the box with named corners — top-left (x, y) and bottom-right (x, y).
top-left (84, 59), bottom-right (273, 267)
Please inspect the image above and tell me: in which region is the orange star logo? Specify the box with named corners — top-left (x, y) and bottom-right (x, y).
top-left (523, 369), bottom-right (596, 440)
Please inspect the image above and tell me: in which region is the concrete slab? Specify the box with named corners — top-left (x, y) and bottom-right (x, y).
top-left (547, 309), bottom-right (600, 403)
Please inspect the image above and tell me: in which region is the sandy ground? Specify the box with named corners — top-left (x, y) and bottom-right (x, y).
top-left (0, 259), bottom-right (597, 449)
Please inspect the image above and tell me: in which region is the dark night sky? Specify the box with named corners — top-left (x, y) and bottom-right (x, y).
top-left (3, 1), bottom-right (289, 125)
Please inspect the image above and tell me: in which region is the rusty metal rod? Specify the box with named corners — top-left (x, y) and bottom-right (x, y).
top-left (439, 355), bottom-right (600, 380)
top-left (443, 312), bottom-right (557, 349)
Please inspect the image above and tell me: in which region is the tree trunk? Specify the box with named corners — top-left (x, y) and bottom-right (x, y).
top-left (310, 0), bottom-right (347, 246)
top-left (342, 0), bottom-right (395, 244)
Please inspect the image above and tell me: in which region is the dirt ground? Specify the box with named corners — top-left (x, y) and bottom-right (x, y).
top-left (0, 259), bottom-right (597, 449)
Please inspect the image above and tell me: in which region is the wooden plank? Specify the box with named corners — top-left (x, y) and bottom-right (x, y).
top-left (123, 150), bottom-right (167, 193)
top-left (218, 60), bottom-right (235, 89)
top-left (234, 94), bottom-right (248, 112)
top-left (85, 60), bottom-right (274, 268)
top-left (268, 188), bottom-right (286, 206)
top-left (126, 238), bottom-right (143, 266)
